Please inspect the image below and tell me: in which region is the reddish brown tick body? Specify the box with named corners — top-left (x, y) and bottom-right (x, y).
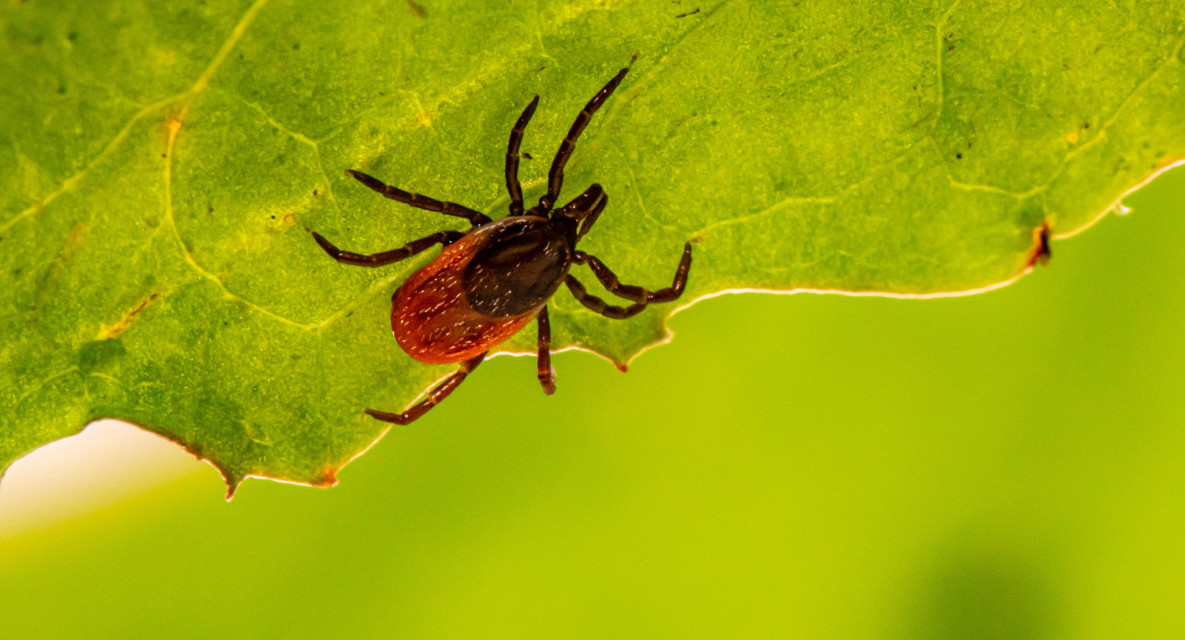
top-left (310, 64), bottom-right (693, 424)
top-left (391, 216), bottom-right (567, 364)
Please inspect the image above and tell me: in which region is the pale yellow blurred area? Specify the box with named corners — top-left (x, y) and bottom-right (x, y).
top-left (0, 420), bottom-right (200, 540)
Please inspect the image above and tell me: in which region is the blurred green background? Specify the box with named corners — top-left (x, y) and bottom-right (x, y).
top-left (1, 166), bottom-right (1184, 638)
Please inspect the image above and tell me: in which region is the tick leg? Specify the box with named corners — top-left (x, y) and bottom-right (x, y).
top-left (532, 66), bottom-right (630, 214)
top-left (573, 242), bottom-right (693, 303)
top-left (564, 275), bottom-right (647, 319)
top-left (309, 229), bottom-right (463, 267)
top-left (506, 96), bottom-right (539, 216)
top-left (347, 169), bottom-right (492, 226)
top-left (536, 306), bottom-right (556, 395)
top-left (366, 353), bottom-right (487, 424)
top-left (555, 184), bottom-right (607, 240)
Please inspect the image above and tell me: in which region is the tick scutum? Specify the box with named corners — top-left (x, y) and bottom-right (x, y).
top-left (464, 216), bottom-right (571, 318)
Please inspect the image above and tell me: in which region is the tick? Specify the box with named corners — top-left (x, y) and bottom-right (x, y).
top-left (310, 65), bottom-right (693, 424)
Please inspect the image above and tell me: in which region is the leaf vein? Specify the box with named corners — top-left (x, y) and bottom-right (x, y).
top-left (1014, 32), bottom-right (1185, 203)
top-left (691, 145), bottom-right (921, 237)
top-left (162, 117), bottom-right (314, 330)
top-left (930, 0), bottom-right (965, 136)
top-left (234, 94), bottom-right (343, 216)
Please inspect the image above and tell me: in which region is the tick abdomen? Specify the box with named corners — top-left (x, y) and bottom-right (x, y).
top-left (391, 217), bottom-right (568, 364)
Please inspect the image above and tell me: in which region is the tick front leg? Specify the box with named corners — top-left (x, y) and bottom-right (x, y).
top-left (531, 65), bottom-right (631, 215)
top-left (506, 96), bottom-right (539, 216)
top-left (536, 306), bottom-right (556, 395)
top-left (309, 229), bottom-right (464, 267)
top-left (366, 353), bottom-right (487, 424)
top-left (573, 242), bottom-right (693, 303)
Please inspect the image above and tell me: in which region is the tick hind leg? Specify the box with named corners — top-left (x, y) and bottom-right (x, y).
top-left (536, 306), bottom-right (556, 394)
top-left (565, 242), bottom-right (693, 318)
top-left (565, 276), bottom-right (646, 319)
top-left (366, 353), bottom-right (487, 424)
top-left (309, 229), bottom-right (463, 267)
top-left (347, 169), bottom-right (492, 226)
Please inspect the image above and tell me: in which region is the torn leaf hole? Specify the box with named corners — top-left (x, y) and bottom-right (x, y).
top-left (1027, 222), bottom-right (1052, 269)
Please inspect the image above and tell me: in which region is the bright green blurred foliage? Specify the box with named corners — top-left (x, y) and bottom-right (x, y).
top-left (4, 0), bottom-right (1185, 635)
top-left (0, 168), bottom-right (1182, 637)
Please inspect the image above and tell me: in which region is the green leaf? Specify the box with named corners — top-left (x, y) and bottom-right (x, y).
top-left (3, 0), bottom-right (1183, 496)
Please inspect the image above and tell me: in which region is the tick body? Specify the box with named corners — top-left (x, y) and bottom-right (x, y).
top-left (392, 215), bottom-right (569, 364)
top-left (310, 64), bottom-right (693, 424)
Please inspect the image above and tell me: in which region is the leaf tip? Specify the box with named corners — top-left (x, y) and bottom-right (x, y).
top-left (223, 473), bottom-right (244, 501)
top-left (315, 466), bottom-right (340, 489)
